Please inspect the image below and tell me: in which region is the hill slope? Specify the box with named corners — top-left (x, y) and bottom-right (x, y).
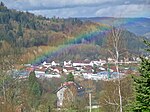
top-left (0, 4), bottom-right (147, 63)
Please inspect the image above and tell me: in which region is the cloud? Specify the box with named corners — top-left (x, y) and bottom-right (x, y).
top-left (95, 4), bottom-right (150, 18)
top-left (30, 4), bottom-right (150, 18)
top-left (30, 7), bottom-right (98, 18)
top-left (2, 0), bottom-right (116, 10)
top-left (1, 0), bottom-right (150, 18)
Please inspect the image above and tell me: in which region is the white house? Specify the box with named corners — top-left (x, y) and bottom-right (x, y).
top-left (72, 61), bottom-right (93, 67)
top-left (64, 60), bottom-right (72, 67)
top-left (91, 59), bottom-right (106, 66)
top-left (42, 61), bottom-right (51, 68)
top-left (51, 61), bottom-right (59, 66)
top-left (56, 86), bottom-right (67, 107)
top-left (99, 59), bottom-right (107, 66)
top-left (108, 58), bottom-right (115, 63)
top-left (82, 71), bottom-right (112, 80)
top-left (34, 69), bottom-right (46, 78)
top-left (99, 67), bottom-right (105, 71)
top-left (82, 72), bottom-right (103, 80)
top-left (63, 67), bottom-right (75, 74)
top-left (44, 73), bottom-right (61, 78)
top-left (56, 82), bottom-right (85, 107)
top-left (51, 67), bottom-right (62, 73)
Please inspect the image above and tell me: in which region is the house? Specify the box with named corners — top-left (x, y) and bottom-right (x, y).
top-left (25, 67), bottom-right (35, 72)
top-left (97, 71), bottom-right (110, 79)
top-left (45, 72), bottom-right (61, 78)
top-left (56, 81), bottom-right (85, 107)
top-left (107, 58), bottom-right (115, 63)
top-left (90, 60), bottom-right (100, 66)
top-left (82, 66), bottom-right (93, 73)
top-left (82, 72), bottom-right (96, 80)
top-left (64, 60), bottom-right (72, 67)
top-left (90, 59), bottom-right (106, 66)
top-left (72, 60), bottom-right (93, 67)
top-left (63, 67), bottom-right (75, 74)
top-left (52, 67), bottom-right (63, 74)
top-left (82, 72), bottom-right (105, 80)
top-left (99, 67), bottom-right (105, 71)
top-left (51, 61), bottom-right (59, 66)
top-left (42, 61), bottom-right (51, 68)
top-left (83, 71), bottom-right (113, 80)
top-left (34, 67), bottom-right (47, 78)
top-left (99, 59), bottom-right (107, 66)
top-left (18, 70), bottom-right (31, 79)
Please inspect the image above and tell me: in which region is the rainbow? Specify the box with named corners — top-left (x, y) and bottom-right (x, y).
top-left (31, 26), bottom-right (109, 65)
top-left (31, 18), bottom-right (143, 65)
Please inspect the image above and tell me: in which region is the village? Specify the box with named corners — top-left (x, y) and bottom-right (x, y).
top-left (13, 57), bottom-right (139, 109)
top-left (18, 57), bottom-right (139, 81)
top-left (0, 1), bottom-right (150, 111)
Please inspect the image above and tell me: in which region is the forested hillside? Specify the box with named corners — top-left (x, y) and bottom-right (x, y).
top-left (0, 3), bottom-right (102, 47)
top-left (0, 3), bottom-right (147, 63)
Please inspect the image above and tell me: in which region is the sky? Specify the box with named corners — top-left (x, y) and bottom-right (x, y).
top-left (2, 0), bottom-right (150, 18)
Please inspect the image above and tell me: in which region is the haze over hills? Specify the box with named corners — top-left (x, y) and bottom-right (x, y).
top-left (81, 17), bottom-right (150, 37)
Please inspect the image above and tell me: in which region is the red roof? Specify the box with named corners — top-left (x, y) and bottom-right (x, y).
top-left (54, 67), bottom-right (63, 71)
top-left (64, 67), bottom-right (75, 71)
top-left (84, 66), bottom-right (93, 70)
top-left (63, 81), bottom-right (74, 86)
top-left (35, 68), bottom-right (47, 72)
top-left (110, 66), bottom-right (117, 72)
top-left (26, 67), bottom-right (34, 71)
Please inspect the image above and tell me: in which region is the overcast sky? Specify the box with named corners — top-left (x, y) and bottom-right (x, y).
top-left (2, 0), bottom-right (150, 18)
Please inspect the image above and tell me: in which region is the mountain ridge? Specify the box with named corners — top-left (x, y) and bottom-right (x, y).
top-left (80, 17), bottom-right (150, 37)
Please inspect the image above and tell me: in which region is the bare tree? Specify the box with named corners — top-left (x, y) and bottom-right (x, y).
top-left (99, 76), bottom-right (134, 112)
top-left (63, 85), bottom-right (76, 110)
top-left (104, 26), bottom-right (127, 112)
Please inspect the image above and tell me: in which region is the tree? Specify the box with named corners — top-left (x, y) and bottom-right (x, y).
top-left (104, 27), bottom-right (127, 112)
top-left (7, 30), bottom-right (16, 45)
top-left (28, 72), bottom-right (42, 108)
top-left (99, 76), bottom-right (134, 112)
top-left (63, 85), bottom-right (76, 109)
top-left (66, 72), bottom-right (74, 82)
top-left (0, 41), bottom-right (24, 112)
top-left (131, 40), bottom-right (150, 111)
top-left (17, 24), bottom-right (23, 37)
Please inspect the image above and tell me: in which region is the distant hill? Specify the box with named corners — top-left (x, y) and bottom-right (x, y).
top-left (80, 17), bottom-right (150, 37)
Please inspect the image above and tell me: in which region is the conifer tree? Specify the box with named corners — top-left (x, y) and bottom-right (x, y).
top-left (29, 72), bottom-right (42, 96)
top-left (132, 40), bottom-right (150, 111)
top-left (66, 72), bottom-right (74, 82)
top-left (28, 71), bottom-right (42, 108)
top-left (17, 24), bottom-right (23, 37)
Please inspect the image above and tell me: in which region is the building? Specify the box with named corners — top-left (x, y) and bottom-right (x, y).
top-left (56, 81), bottom-right (85, 107)
top-left (63, 67), bottom-right (75, 74)
top-left (72, 60), bottom-right (93, 67)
